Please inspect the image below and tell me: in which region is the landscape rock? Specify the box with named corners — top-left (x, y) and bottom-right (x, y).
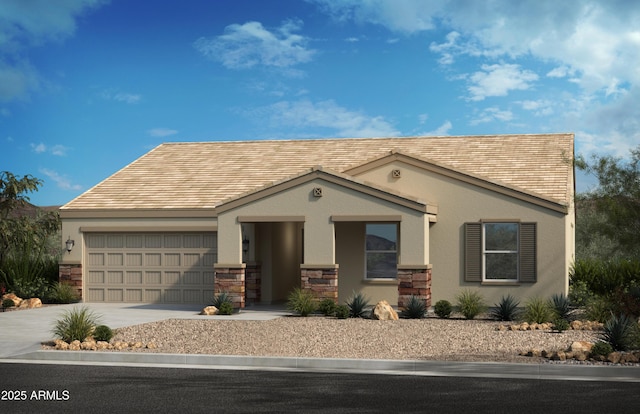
top-left (54, 339), bottom-right (69, 350)
top-left (371, 300), bottom-right (399, 320)
top-left (18, 298), bottom-right (42, 309)
top-left (201, 306), bottom-right (218, 315)
top-left (69, 340), bottom-right (81, 351)
top-left (570, 341), bottom-right (593, 353)
top-left (147, 342), bottom-right (157, 349)
top-left (2, 293), bottom-right (22, 307)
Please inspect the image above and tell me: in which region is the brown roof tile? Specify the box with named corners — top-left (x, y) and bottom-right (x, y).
top-left (61, 133), bottom-right (574, 210)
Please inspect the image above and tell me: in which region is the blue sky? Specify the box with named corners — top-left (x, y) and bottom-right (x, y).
top-left (1, 0), bottom-right (639, 206)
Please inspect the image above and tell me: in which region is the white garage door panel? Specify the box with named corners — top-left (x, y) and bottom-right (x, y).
top-left (85, 232), bottom-right (217, 304)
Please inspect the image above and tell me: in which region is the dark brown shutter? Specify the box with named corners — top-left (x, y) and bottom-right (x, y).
top-left (519, 222), bottom-right (537, 283)
top-left (464, 222), bottom-right (482, 282)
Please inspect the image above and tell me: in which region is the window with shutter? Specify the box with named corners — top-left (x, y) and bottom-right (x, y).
top-left (464, 222), bottom-right (537, 283)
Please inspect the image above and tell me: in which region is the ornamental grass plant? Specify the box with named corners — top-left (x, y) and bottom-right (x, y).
top-left (52, 306), bottom-right (100, 343)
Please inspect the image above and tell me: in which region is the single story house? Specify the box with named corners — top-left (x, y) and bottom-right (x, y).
top-left (59, 133), bottom-right (575, 308)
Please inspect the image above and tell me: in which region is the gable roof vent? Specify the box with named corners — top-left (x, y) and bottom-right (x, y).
top-left (392, 169), bottom-right (402, 178)
top-left (313, 187), bottom-right (323, 197)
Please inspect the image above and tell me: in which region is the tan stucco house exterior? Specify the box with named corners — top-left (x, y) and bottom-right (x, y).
top-left (59, 133), bottom-right (575, 309)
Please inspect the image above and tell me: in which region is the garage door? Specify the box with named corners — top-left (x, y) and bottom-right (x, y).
top-left (85, 232), bottom-right (217, 303)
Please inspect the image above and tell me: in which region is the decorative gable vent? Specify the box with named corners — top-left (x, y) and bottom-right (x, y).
top-left (392, 169), bottom-right (402, 178)
top-left (313, 187), bottom-right (323, 197)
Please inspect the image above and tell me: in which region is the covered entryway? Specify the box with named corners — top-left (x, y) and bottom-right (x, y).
top-left (84, 232), bottom-right (217, 303)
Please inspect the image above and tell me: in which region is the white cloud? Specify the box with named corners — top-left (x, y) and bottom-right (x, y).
top-left (417, 113), bottom-right (428, 124)
top-left (0, 0), bottom-right (106, 102)
top-left (467, 64), bottom-right (538, 101)
top-left (470, 107), bottom-right (514, 125)
top-left (31, 142), bottom-right (46, 153)
top-left (517, 99), bottom-right (554, 116)
top-left (422, 120), bottom-right (452, 136)
top-left (250, 99), bottom-right (399, 138)
top-left (194, 19), bottom-right (316, 70)
top-left (40, 168), bottom-right (82, 191)
top-left (148, 128), bottom-right (178, 138)
top-left (30, 142), bottom-right (68, 156)
top-left (100, 89), bottom-right (141, 104)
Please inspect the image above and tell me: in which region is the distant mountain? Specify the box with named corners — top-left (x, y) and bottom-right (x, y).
top-left (366, 234), bottom-right (396, 250)
top-left (3, 199), bottom-right (60, 219)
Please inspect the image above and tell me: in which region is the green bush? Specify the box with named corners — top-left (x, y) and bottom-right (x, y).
top-left (212, 291), bottom-right (232, 308)
top-left (334, 304), bottom-right (350, 319)
top-left (11, 276), bottom-right (51, 299)
top-left (434, 300), bottom-right (452, 319)
top-left (287, 288), bottom-right (317, 317)
top-left (318, 298), bottom-right (337, 316)
top-left (52, 306), bottom-right (100, 343)
top-left (568, 279), bottom-right (593, 307)
top-left (2, 298), bottom-right (15, 308)
top-left (401, 295), bottom-right (426, 319)
top-left (522, 297), bottom-right (553, 324)
top-left (570, 259), bottom-right (640, 297)
top-left (600, 314), bottom-right (638, 351)
top-left (455, 289), bottom-right (486, 320)
top-left (92, 325), bottom-right (114, 342)
top-left (552, 317), bottom-right (570, 332)
top-left (585, 296), bottom-right (614, 323)
top-left (218, 301), bottom-right (234, 315)
top-left (550, 293), bottom-right (571, 321)
top-left (346, 291), bottom-right (370, 318)
top-left (490, 294), bottom-right (520, 321)
top-left (611, 285), bottom-right (640, 319)
top-left (591, 341), bottom-right (614, 357)
top-left (47, 282), bottom-right (79, 304)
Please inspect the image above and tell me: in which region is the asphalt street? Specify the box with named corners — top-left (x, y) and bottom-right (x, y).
top-left (1, 363), bottom-right (639, 414)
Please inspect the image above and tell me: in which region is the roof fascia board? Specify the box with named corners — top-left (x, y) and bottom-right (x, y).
top-left (59, 209), bottom-right (217, 219)
top-left (345, 152), bottom-right (568, 214)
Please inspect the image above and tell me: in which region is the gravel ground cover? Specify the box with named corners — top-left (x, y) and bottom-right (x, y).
top-left (105, 316), bottom-right (602, 363)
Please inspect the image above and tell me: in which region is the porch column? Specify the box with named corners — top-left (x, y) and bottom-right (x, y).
top-left (300, 264), bottom-right (339, 303)
top-left (214, 264), bottom-right (246, 309)
top-left (245, 262), bottom-right (262, 306)
top-left (397, 264), bottom-right (432, 309)
top-left (59, 263), bottom-right (82, 300)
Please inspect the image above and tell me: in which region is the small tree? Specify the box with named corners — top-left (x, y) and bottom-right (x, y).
top-left (575, 146), bottom-right (640, 259)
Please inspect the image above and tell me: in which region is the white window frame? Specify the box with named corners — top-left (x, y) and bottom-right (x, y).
top-left (482, 222), bottom-right (519, 282)
top-left (364, 223), bottom-right (398, 280)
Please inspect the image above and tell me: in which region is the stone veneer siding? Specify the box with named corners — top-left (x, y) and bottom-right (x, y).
top-left (397, 266), bottom-right (432, 309)
top-left (300, 266), bottom-right (338, 302)
top-left (59, 264), bottom-right (83, 300)
top-left (214, 266), bottom-right (245, 309)
top-left (245, 263), bottom-right (261, 306)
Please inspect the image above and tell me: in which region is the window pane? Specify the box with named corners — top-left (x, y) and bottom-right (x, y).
top-left (485, 253), bottom-right (518, 279)
top-left (366, 224), bottom-right (397, 250)
top-left (485, 223), bottom-right (518, 251)
top-left (366, 252), bottom-right (397, 279)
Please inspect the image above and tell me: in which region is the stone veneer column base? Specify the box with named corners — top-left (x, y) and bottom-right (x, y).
top-left (214, 264), bottom-right (246, 309)
top-left (397, 265), bottom-right (432, 309)
top-left (300, 264), bottom-right (338, 303)
top-left (245, 262), bottom-right (262, 306)
top-left (59, 263), bottom-right (82, 300)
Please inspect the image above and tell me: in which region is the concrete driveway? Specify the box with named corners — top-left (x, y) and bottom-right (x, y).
top-left (0, 303), bottom-right (289, 358)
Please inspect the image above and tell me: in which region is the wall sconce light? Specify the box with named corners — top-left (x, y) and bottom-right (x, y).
top-left (65, 236), bottom-right (75, 254)
top-left (242, 236), bottom-right (250, 256)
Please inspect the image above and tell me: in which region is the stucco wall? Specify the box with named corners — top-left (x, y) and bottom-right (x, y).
top-left (354, 160), bottom-right (573, 306)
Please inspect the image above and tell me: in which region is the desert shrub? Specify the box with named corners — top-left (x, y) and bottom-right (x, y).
top-left (568, 279), bottom-right (593, 307)
top-left (287, 288), bottom-right (317, 317)
top-left (550, 293), bottom-right (571, 321)
top-left (600, 314), bottom-right (638, 351)
top-left (11, 275), bottom-right (50, 299)
top-left (2, 298), bottom-right (15, 308)
top-left (92, 325), bottom-right (114, 342)
top-left (570, 259), bottom-right (640, 297)
top-left (522, 297), bottom-right (553, 324)
top-left (346, 291), bottom-right (370, 318)
top-left (455, 289), bottom-right (486, 320)
top-left (611, 285), bottom-right (640, 319)
top-left (47, 282), bottom-right (79, 304)
top-left (401, 295), bottom-right (426, 319)
top-left (490, 294), bottom-right (520, 321)
top-left (218, 301), bottom-right (234, 315)
top-left (334, 304), bottom-right (350, 319)
top-left (212, 291), bottom-right (232, 308)
top-left (552, 317), bottom-right (570, 332)
top-left (318, 298), bottom-right (337, 316)
top-left (585, 296), bottom-right (614, 323)
top-left (433, 300), bottom-right (452, 319)
top-left (591, 341), bottom-right (614, 357)
top-left (52, 306), bottom-right (100, 343)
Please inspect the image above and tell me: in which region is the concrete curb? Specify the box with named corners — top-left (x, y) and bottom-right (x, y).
top-left (3, 351), bottom-right (640, 382)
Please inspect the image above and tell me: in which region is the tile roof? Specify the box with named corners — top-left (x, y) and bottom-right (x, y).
top-left (61, 133), bottom-right (574, 211)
